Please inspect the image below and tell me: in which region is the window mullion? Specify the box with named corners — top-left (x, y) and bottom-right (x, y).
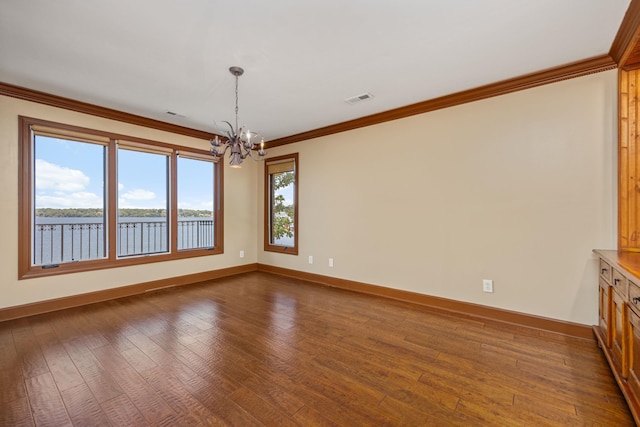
top-left (170, 153), bottom-right (178, 253)
top-left (107, 139), bottom-right (118, 261)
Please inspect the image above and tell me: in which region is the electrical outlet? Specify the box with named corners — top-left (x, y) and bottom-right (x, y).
top-left (483, 279), bottom-right (493, 293)
top-left (239, 250), bottom-right (245, 258)
top-left (308, 256), bottom-right (313, 264)
top-left (329, 258), bottom-right (334, 268)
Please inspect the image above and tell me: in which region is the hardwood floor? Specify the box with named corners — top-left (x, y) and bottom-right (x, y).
top-left (0, 271), bottom-right (633, 426)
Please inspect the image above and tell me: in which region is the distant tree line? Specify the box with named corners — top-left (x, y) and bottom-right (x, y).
top-left (36, 208), bottom-right (213, 218)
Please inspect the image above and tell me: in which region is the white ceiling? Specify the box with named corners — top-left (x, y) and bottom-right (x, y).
top-left (0, 0), bottom-right (632, 141)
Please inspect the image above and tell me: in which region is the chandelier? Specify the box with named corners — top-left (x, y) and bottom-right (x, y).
top-left (211, 66), bottom-right (266, 168)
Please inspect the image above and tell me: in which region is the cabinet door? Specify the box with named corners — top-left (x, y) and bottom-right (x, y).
top-left (599, 279), bottom-right (611, 347)
top-left (612, 289), bottom-right (628, 377)
top-left (628, 308), bottom-right (640, 399)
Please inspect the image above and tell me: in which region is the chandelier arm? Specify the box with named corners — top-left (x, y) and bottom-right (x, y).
top-left (241, 143), bottom-right (253, 158)
top-left (216, 144), bottom-right (231, 156)
top-left (245, 149), bottom-right (258, 161)
top-left (222, 121), bottom-right (235, 135)
top-left (245, 147), bottom-right (266, 161)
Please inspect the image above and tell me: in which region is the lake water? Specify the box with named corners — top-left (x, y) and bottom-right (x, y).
top-left (34, 217), bottom-right (214, 265)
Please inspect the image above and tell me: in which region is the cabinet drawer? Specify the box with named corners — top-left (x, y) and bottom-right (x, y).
top-left (613, 268), bottom-right (628, 297)
top-left (600, 259), bottom-right (612, 283)
top-left (630, 280), bottom-right (640, 315)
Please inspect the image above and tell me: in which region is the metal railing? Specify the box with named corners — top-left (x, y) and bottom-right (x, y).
top-left (34, 219), bottom-right (214, 265)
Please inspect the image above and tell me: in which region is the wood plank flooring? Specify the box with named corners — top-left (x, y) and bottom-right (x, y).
top-left (0, 271), bottom-right (633, 426)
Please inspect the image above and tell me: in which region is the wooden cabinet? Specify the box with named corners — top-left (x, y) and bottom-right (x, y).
top-left (594, 249), bottom-right (640, 424)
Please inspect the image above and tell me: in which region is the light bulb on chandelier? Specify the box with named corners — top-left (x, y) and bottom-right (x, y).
top-left (210, 66), bottom-right (266, 168)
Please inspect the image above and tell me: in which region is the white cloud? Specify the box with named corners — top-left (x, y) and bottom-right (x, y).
top-left (121, 189), bottom-right (155, 201)
top-left (118, 189), bottom-right (160, 208)
top-left (35, 159), bottom-right (89, 192)
top-left (36, 191), bottom-right (103, 208)
top-left (118, 183), bottom-right (124, 191)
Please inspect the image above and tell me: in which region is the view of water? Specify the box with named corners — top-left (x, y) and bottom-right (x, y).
top-left (34, 217), bottom-right (214, 265)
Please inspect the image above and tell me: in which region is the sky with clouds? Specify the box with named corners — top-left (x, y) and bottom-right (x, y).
top-left (34, 136), bottom-right (214, 213)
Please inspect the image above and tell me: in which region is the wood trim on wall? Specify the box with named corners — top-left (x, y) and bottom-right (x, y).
top-left (267, 55), bottom-right (617, 148)
top-left (1, 261), bottom-right (593, 341)
top-left (257, 264), bottom-right (594, 340)
top-left (0, 264), bottom-right (258, 322)
top-left (0, 82), bottom-right (215, 140)
top-left (619, 68), bottom-right (636, 250)
top-left (610, 0), bottom-right (640, 67)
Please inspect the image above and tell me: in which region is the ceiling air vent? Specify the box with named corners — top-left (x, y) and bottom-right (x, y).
top-left (344, 92), bottom-right (375, 105)
top-left (166, 111), bottom-right (186, 118)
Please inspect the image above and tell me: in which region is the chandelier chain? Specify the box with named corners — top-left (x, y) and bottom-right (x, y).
top-left (235, 74), bottom-right (239, 132)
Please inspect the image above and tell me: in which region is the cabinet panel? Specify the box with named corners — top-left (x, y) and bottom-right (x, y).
top-left (628, 308), bottom-right (640, 400)
top-left (612, 289), bottom-right (628, 377)
top-left (599, 279), bottom-right (611, 347)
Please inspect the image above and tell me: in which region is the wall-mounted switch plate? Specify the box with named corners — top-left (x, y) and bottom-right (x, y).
top-left (308, 256), bottom-right (313, 264)
top-left (329, 258), bottom-right (334, 268)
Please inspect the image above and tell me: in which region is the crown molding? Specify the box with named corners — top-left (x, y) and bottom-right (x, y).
top-left (0, 51), bottom-right (620, 149)
top-left (0, 82), bottom-right (215, 140)
top-left (610, 0), bottom-right (640, 66)
top-left (267, 54), bottom-right (617, 148)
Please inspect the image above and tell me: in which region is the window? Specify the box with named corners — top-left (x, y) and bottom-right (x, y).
top-left (33, 131), bottom-right (108, 265)
top-left (264, 153), bottom-right (298, 254)
top-left (117, 142), bottom-right (171, 257)
top-left (177, 153), bottom-right (216, 250)
top-left (19, 117), bottom-right (223, 279)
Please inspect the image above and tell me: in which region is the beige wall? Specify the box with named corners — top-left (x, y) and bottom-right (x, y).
top-left (0, 96), bottom-right (257, 309)
top-left (259, 70), bottom-right (618, 325)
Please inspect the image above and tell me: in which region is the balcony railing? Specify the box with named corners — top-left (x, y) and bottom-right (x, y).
top-left (34, 219), bottom-right (214, 265)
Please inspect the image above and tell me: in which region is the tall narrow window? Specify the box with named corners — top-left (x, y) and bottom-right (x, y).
top-left (264, 153), bottom-right (298, 254)
top-left (117, 142), bottom-right (171, 257)
top-left (33, 132), bottom-right (107, 266)
top-left (177, 153), bottom-right (215, 250)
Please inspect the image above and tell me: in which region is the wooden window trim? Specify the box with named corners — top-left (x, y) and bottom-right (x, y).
top-left (264, 153), bottom-right (298, 255)
top-left (18, 116), bottom-right (223, 279)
